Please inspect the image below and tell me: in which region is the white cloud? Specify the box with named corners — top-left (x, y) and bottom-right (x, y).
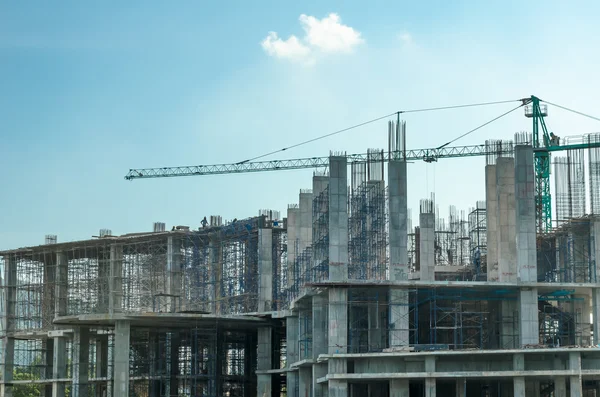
top-left (299, 13), bottom-right (363, 53)
top-left (261, 13), bottom-right (363, 64)
top-left (398, 32), bottom-right (413, 45)
top-left (261, 32), bottom-right (312, 63)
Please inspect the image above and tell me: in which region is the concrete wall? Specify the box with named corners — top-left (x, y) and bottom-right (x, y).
top-left (496, 157), bottom-right (517, 282)
top-left (486, 164), bottom-right (499, 281)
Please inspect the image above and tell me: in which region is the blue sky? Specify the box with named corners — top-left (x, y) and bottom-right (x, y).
top-left (1, 1), bottom-right (600, 249)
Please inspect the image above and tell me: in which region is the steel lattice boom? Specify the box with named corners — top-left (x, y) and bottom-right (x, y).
top-left (124, 144), bottom-right (514, 180)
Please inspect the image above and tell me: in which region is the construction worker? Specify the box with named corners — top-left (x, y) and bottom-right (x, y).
top-left (201, 216), bottom-right (208, 228)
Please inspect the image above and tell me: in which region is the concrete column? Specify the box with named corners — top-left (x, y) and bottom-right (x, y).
top-left (388, 160), bottom-right (410, 348)
top-left (258, 229), bottom-right (274, 312)
top-left (419, 211), bottom-right (435, 281)
top-left (71, 327), bottom-right (90, 397)
top-left (500, 300), bottom-right (518, 348)
top-left (515, 145), bottom-right (537, 282)
top-left (593, 289), bottom-right (600, 345)
top-left (299, 367), bottom-right (312, 397)
top-left (455, 378), bottom-right (466, 397)
top-left (593, 219), bottom-right (600, 282)
top-left (389, 379), bottom-right (409, 397)
top-left (425, 356), bottom-right (436, 397)
top-left (313, 363), bottom-right (328, 397)
top-left (513, 378), bottom-right (525, 397)
top-left (52, 336), bottom-right (67, 397)
top-left (257, 327), bottom-right (272, 397)
top-left (496, 157), bottom-right (517, 282)
top-left (486, 164), bottom-right (499, 281)
top-left (328, 289), bottom-right (348, 355)
top-left (553, 357), bottom-right (567, 397)
top-left (519, 288), bottom-right (539, 346)
top-left (287, 206), bottom-right (300, 293)
top-left (166, 236), bottom-right (182, 312)
top-left (368, 300), bottom-right (382, 350)
top-left (569, 351), bottom-right (583, 397)
top-left (313, 295), bottom-right (328, 358)
top-left (328, 380), bottom-right (348, 397)
top-left (328, 155), bottom-right (348, 281)
top-left (95, 335), bottom-right (109, 397)
top-left (114, 321), bottom-right (130, 397)
top-left (1, 256), bottom-right (16, 397)
top-left (513, 353), bottom-right (525, 397)
top-left (299, 191), bottom-right (313, 253)
top-left (287, 315), bottom-right (299, 397)
top-left (109, 244), bottom-right (123, 314)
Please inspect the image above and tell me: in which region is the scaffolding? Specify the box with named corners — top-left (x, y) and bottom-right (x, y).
top-left (311, 186), bottom-right (329, 283)
top-left (348, 179), bottom-right (388, 281)
top-left (554, 149), bottom-right (587, 225)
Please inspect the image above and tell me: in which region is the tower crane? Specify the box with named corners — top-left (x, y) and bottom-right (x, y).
top-left (125, 95), bottom-right (600, 233)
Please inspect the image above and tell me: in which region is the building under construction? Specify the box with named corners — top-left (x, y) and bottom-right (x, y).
top-left (2, 123), bottom-right (600, 396)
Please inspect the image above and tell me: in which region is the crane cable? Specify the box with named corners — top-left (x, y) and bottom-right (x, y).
top-left (542, 100), bottom-right (600, 123)
top-left (237, 99), bottom-right (523, 164)
top-left (436, 102), bottom-right (526, 149)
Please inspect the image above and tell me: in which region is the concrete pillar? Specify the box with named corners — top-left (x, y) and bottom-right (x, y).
top-left (419, 211), bottom-right (435, 281)
top-left (52, 336), bottom-right (67, 397)
top-left (287, 206), bottom-right (300, 293)
top-left (109, 244), bottom-right (123, 314)
top-left (554, 357), bottom-right (567, 397)
top-left (390, 379), bottom-right (409, 397)
top-left (519, 288), bottom-right (539, 346)
top-left (299, 367), bottom-right (312, 397)
top-left (388, 160), bottom-right (410, 348)
top-left (259, 229), bottom-right (274, 312)
top-left (328, 155), bottom-right (348, 281)
top-left (515, 145), bottom-right (537, 282)
top-left (95, 335), bottom-right (109, 397)
top-left (497, 157), bottom-right (517, 282)
top-left (313, 363), bottom-right (328, 397)
top-left (166, 236), bottom-right (181, 312)
top-left (425, 356), bottom-right (436, 397)
top-left (593, 219), bottom-right (600, 283)
top-left (257, 327), bottom-right (272, 397)
top-left (368, 300), bottom-right (382, 350)
top-left (513, 378), bottom-right (525, 397)
top-left (299, 191), bottom-right (313, 252)
top-left (486, 164), bottom-right (499, 281)
top-left (114, 321), bottom-right (130, 397)
top-left (1, 256), bottom-right (16, 397)
top-left (328, 380), bottom-right (348, 397)
top-left (513, 353), bottom-right (525, 397)
top-left (287, 315), bottom-right (300, 397)
top-left (455, 378), bottom-right (466, 397)
top-left (313, 295), bottom-right (328, 358)
top-left (328, 289), bottom-right (348, 355)
top-left (569, 351), bottom-right (583, 397)
top-left (593, 289), bottom-right (600, 345)
top-left (71, 327), bottom-right (90, 397)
